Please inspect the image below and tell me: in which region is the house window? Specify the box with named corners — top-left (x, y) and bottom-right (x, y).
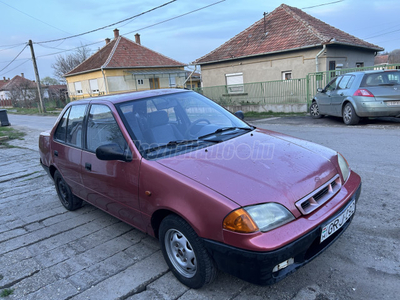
top-left (137, 79), bottom-right (144, 85)
top-left (89, 79), bottom-right (99, 94)
top-left (282, 71), bottom-right (292, 80)
top-left (356, 62), bottom-right (364, 68)
top-left (74, 82), bottom-right (83, 95)
top-left (226, 73), bottom-right (244, 93)
top-left (169, 76), bottom-right (176, 87)
top-left (329, 61), bottom-right (336, 78)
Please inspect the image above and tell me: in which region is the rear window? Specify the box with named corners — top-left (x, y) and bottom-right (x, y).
top-left (361, 72), bottom-right (400, 87)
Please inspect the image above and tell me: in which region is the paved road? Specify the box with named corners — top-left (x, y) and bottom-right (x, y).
top-left (1, 115), bottom-right (399, 299)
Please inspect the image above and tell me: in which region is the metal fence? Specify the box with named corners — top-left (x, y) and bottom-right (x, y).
top-left (195, 64), bottom-right (400, 110)
top-left (196, 78), bottom-right (308, 107)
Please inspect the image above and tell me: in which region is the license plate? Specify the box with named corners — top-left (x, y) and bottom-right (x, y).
top-left (320, 200), bottom-right (355, 243)
top-left (386, 101), bottom-right (400, 106)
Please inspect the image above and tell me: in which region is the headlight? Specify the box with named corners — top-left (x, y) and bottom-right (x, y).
top-left (223, 203), bottom-right (294, 233)
top-left (338, 153), bottom-right (350, 182)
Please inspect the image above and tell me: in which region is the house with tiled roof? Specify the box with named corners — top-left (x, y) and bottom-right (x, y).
top-left (195, 4), bottom-right (383, 90)
top-left (0, 74), bottom-right (37, 104)
top-left (65, 29), bottom-right (186, 99)
top-left (374, 54), bottom-right (389, 66)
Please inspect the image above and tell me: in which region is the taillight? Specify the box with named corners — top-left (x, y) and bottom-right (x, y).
top-left (353, 89), bottom-right (374, 97)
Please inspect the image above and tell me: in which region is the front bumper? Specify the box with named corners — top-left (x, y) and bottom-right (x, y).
top-left (203, 183), bottom-right (362, 285)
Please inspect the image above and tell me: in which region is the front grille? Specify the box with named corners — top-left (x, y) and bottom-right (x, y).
top-left (295, 174), bottom-right (341, 215)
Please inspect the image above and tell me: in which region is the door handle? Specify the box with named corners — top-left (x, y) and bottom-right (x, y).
top-left (54, 150), bottom-right (58, 157)
top-left (339, 93), bottom-right (344, 96)
top-left (85, 163), bottom-right (92, 171)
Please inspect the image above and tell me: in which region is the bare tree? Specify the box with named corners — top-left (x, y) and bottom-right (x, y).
top-left (52, 44), bottom-right (91, 82)
top-left (9, 81), bottom-right (37, 108)
top-left (388, 49), bottom-right (400, 64)
top-left (41, 76), bottom-right (60, 86)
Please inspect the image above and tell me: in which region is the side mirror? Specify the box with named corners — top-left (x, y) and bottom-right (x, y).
top-left (317, 88), bottom-right (324, 93)
top-left (96, 143), bottom-right (132, 162)
top-left (234, 110), bottom-right (245, 120)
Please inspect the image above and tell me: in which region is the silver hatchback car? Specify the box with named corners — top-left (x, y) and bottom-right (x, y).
top-left (310, 70), bottom-right (400, 125)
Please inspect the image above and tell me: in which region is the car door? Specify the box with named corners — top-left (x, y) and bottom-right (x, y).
top-left (52, 104), bottom-right (87, 197)
top-left (331, 75), bottom-right (354, 116)
top-left (317, 77), bottom-right (342, 115)
top-left (80, 104), bottom-right (144, 231)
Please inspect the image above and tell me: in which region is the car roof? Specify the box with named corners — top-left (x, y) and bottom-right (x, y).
top-left (71, 88), bottom-right (190, 105)
top-left (346, 69), bottom-right (400, 76)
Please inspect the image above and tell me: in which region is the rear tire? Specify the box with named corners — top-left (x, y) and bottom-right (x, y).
top-left (159, 215), bottom-right (217, 289)
top-left (54, 170), bottom-right (82, 211)
top-left (310, 101), bottom-right (322, 119)
top-left (342, 103), bottom-right (360, 125)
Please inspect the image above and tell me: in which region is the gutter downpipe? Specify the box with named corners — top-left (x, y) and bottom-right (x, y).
top-left (315, 44), bottom-right (326, 88)
top-left (101, 67), bottom-right (109, 95)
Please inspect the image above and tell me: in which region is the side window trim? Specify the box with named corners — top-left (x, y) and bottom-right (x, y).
top-left (84, 104), bottom-right (128, 153)
top-left (53, 107), bottom-right (70, 143)
top-left (53, 104), bottom-right (88, 149)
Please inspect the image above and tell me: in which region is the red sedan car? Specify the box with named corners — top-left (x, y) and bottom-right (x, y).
top-left (39, 89), bottom-right (361, 288)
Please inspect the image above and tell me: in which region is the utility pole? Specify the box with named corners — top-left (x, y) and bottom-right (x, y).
top-left (28, 40), bottom-right (46, 113)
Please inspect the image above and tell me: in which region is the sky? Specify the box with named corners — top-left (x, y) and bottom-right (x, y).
top-left (0, 0), bottom-right (399, 82)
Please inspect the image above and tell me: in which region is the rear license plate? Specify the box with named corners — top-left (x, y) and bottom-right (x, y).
top-left (320, 200), bottom-right (355, 243)
top-left (386, 101), bottom-right (400, 106)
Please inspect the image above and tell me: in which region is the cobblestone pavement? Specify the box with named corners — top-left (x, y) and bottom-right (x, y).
top-left (1, 118), bottom-right (399, 300)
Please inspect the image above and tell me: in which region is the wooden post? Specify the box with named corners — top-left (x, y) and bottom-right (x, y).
top-left (28, 40), bottom-right (46, 113)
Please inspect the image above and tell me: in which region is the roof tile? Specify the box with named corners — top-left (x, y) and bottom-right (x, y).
top-left (65, 35), bottom-right (185, 76)
top-left (196, 4), bottom-right (383, 64)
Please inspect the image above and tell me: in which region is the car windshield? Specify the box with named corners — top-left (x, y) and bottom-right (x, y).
top-left (361, 71), bottom-right (400, 87)
top-left (116, 91), bottom-right (253, 159)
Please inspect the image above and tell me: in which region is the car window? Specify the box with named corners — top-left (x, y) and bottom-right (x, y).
top-left (361, 72), bottom-right (400, 87)
top-left (338, 75), bottom-right (353, 89)
top-left (117, 91), bottom-right (251, 158)
top-left (54, 107), bottom-right (70, 142)
top-left (86, 104), bottom-right (127, 153)
top-left (325, 77), bottom-right (341, 91)
top-left (54, 105), bottom-right (87, 147)
top-left (66, 105), bottom-right (87, 147)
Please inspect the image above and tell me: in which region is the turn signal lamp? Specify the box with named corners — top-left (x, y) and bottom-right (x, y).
top-left (223, 208), bottom-right (259, 233)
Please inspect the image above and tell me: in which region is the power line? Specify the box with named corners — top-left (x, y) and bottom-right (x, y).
top-left (0, 44), bottom-right (28, 73)
top-left (124, 0), bottom-right (226, 36)
top-left (35, 0), bottom-right (177, 45)
top-left (302, 0), bottom-right (345, 10)
top-left (1, 59), bottom-right (31, 76)
top-left (33, 1), bottom-right (226, 59)
top-left (363, 28), bottom-right (400, 40)
top-left (0, 0), bottom-right (72, 35)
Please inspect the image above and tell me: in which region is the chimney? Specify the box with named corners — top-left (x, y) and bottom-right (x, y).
top-left (113, 28), bottom-right (119, 39)
top-left (105, 38), bottom-right (111, 44)
top-left (135, 33), bottom-right (141, 45)
top-left (21, 73), bottom-right (24, 78)
top-left (3, 77), bottom-right (5, 81)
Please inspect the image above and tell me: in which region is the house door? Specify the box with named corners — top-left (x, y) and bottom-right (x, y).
top-left (149, 78), bottom-right (160, 89)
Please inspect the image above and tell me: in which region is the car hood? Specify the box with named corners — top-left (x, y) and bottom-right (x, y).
top-left (156, 128), bottom-right (339, 216)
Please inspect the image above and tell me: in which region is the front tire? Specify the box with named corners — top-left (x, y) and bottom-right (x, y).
top-left (310, 101), bottom-right (322, 119)
top-left (159, 215), bottom-right (217, 289)
top-left (54, 170), bottom-right (82, 211)
top-left (342, 103), bottom-right (360, 125)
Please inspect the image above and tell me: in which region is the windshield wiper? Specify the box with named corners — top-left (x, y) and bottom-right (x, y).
top-left (144, 139), bottom-right (221, 154)
top-left (198, 126), bottom-right (254, 140)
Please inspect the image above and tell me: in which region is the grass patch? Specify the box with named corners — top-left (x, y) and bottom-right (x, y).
top-left (0, 126), bottom-right (25, 147)
top-left (0, 289), bottom-right (14, 297)
top-left (244, 111), bottom-right (307, 119)
top-left (7, 107), bottom-right (61, 116)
